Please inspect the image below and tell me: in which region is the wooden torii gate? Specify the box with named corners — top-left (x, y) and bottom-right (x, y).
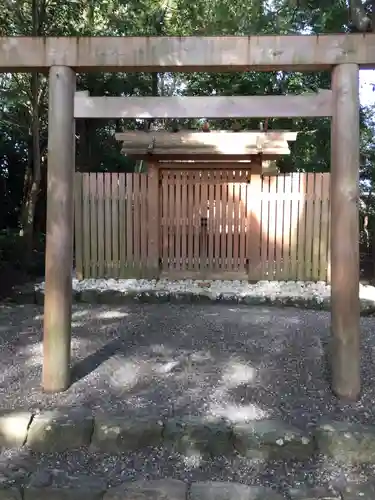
top-left (1, 34), bottom-right (374, 401)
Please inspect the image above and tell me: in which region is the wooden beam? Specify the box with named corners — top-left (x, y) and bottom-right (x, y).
top-left (330, 63), bottom-right (360, 401)
top-left (154, 160), bottom-right (274, 174)
top-left (43, 66), bottom-right (75, 393)
top-left (123, 153), bottom-right (283, 161)
top-left (1, 35), bottom-right (375, 72)
top-left (156, 160), bottom-right (255, 166)
top-left (115, 131), bottom-right (298, 142)
top-left (74, 91), bottom-right (333, 119)
top-left (116, 130), bottom-right (297, 157)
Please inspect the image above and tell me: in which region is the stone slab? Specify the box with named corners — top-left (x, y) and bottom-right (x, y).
top-left (233, 419), bottom-right (313, 459)
top-left (104, 479), bottom-right (187, 500)
top-left (0, 488), bottom-right (22, 500)
top-left (288, 486), bottom-right (341, 499)
top-left (26, 410), bottom-right (94, 452)
top-left (189, 482), bottom-right (283, 500)
top-left (91, 415), bottom-right (163, 452)
top-left (24, 470), bottom-right (106, 500)
top-left (315, 421), bottom-right (375, 463)
top-left (163, 417), bottom-right (234, 457)
top-left (0, 411), bottom-right (32, 448)
top-left (341, 482), bottom-right (375, 499)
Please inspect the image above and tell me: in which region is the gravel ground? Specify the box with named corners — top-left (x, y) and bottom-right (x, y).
top-left (1, 302), bottom-right (375, 424)
top-left (34, 278), bottom-right (375, 305)
top-left (1, 302), bottom-right (375, 490)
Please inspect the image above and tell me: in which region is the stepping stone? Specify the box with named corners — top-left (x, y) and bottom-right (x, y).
top-left (91, 415), bottom-right (163, 453)
top-left (315, 421), bottom-right (375, 464)
top-left (189, 482), bottom-right (283, 500)
top-left (26, 410), bottom-right (93, 452)
top-left (163, 417), bottom-right (233, 457)
top-left (104, 479), bottom-right (187, 500)
top-left (24, 470), bottom-right (106, 500)
top-left (233, 419), bottom-right (313, 460)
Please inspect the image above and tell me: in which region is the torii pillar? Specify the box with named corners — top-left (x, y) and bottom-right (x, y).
top-left (43, 66), bottom-right (75, 392)
top-left (330, 63), bottom-right (361, 401)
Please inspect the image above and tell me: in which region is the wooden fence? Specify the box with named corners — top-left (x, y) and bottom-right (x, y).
top-left (74, 170), bottom-right (331, 282)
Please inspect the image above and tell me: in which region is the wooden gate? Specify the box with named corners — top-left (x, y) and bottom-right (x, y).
top-left (160, 169), bottom-right (251, 279)
top-left (159, 168), bottom-right (331, 281)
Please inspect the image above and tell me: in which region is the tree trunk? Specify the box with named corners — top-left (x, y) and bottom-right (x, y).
top-left (349, 0), bottom-right (371, 30)
top-left (20, 72), bottom-right (41, 255)
top-left (19, 0), bottom-right (42, 262)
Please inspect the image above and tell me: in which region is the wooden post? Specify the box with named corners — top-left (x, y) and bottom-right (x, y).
top-left (43, 66), bottom-right (76, 393)
top-left (330, 63), bottom-right (360, 400)
top-left (147, 163), bottom-right (160, 278)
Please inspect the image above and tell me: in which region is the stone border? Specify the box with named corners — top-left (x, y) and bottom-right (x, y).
top-left (4, 476), bottom-right (373, 500)
top-left (2, 411), bottom-right (375, 498)
top-left (2, 410), bottom-right (375, 465)
top-left (2, 470), bottom-right (375, 500)
top-left (8, 284), bottom-right (375, 315)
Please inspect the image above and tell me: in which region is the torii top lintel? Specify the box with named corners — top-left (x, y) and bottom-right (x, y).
top-left (0, 34), bottom-right (374, 72)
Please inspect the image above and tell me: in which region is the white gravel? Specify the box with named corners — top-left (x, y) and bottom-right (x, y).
top-left (34, 279), bottom-right (375, 306)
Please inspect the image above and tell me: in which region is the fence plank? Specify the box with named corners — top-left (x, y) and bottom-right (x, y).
top-left (74, 173), bottom-right (83, 280)
top-left (169, 171), bottom-right (176, 271)
top-left (297, 174), bottom-right (307, 280)
top-left (82, 174), bottom-right (91, 279)
top-left (104, 174), bottom-right (112, 277)
top-left (227, 178), bottom-right (234, 272)
top-left (248, 175), bottom-right (261, 280)
top-left (180, 171), bottom-right (188, 272)
top-left (118, 173), bottom-right (126, 277)
top-left (140, 173), bottom-right (148, 271)
top-left (111, 173), bottom-right (119, 277)
top-left (327, 192), bottom-right (331, 283)
top-left (215, 176), bottom-right (223, 272)
top-left (282, 175), bottom-right (293, 279)
top-left (220, 173), bottom-right (228, 272)
top-left (238, 180), bottom-right (246, 273)
top-left (304, 173), bottom-right (315, 280)
top-left (187, 171), bottom-right (194, 271)
top-left (97, 173), bottom-right (105, 277)
top-left (201, 171), bottom-right (208, 273)
top-left (289, 173), bottom-right (300, 280)
top-left (268, 176), bottom-right (277, 279)
top-left (175, 171), bottom-right (182, 271)
top-left (233, 178), bottom-right (240, 271)
top-left (147, 166), bottom-right (159, 276)
top-left (133, 174), bottom-right (141, 271)
top-left (312, 173), bottom-right (323, 280)
top-left (89, 174), bottom-right (98, 278)
top-left (319, 174), bottom-right (330, 281)
top-left (274, 175), bottom-right (283, 280)
top-left (193, 172), bottom-right (200, 272)
top-left (161, 170), bottom-right (168, 271)
top-left (260, 176), bottom-right (270, 278)
top-left (208, 174), bottom-right (215, 271)
top-left (126, 173), bottom-right (134, 270)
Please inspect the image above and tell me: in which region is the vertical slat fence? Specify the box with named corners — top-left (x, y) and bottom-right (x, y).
top-left (74, 170), bottom-right (331, 282)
